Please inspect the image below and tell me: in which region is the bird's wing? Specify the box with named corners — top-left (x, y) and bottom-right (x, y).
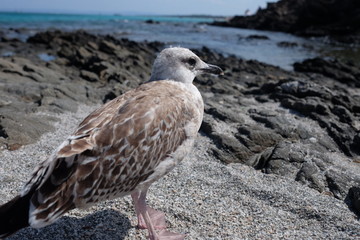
top-left (21, 81), bottom-right (202, 227)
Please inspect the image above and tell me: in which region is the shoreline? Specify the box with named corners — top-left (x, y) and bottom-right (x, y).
top-left (2, 14), bottom-right (359, 70)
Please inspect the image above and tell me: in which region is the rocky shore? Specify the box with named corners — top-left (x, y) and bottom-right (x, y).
top-left (0, 30), bottom-right (359, 239)
top-left (212, 0), bottom-right (360, 44)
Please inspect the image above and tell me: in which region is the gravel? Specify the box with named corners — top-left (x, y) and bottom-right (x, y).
top-left (0, 104), bottom-right (359, 240)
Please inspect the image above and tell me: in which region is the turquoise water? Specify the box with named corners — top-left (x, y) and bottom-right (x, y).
top-left (0, 12), bottom-right (350, 70)
top-left (0, 12), bottom-right (215, 24)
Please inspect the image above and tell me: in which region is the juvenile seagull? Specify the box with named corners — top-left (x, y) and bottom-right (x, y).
top-left (0, 47), bottom-right (223, 240)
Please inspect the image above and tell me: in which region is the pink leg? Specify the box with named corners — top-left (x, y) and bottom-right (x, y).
top-left (131, 190), bottom-right (166, 230)
top-left (131, 189), bottom-right (185, 240)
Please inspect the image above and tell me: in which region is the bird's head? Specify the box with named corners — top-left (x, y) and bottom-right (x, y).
top-left (149, 47), bottom-right (223, 84)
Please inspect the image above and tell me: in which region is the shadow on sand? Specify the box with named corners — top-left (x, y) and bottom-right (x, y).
top-left (8, 209), bottom-right (132, 240)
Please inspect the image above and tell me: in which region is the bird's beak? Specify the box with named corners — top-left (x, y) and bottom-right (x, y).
top-left (198, 63), bottom-right (224, 76)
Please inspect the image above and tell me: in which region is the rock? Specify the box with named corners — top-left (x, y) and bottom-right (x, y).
top-left (277, 41), bottom-right (298, 47)
top-left (1, 36), bottom-right (21, 43)
top-left (0, 106), bottom-right (57, 150)
top-left (194, 48), bottom-right (360, 203)
top-left (348, 186), bottom-right (360, 216)
top-left (99, 40), bottom-right (119, 54)
top-left (80, 69), bottom-right (99, 82)
top-left (294, 57), bottom-right (360, 87)
top-left (212, 0), bottom-right (360, 43)
top-left (145, 19), bottom-right (160, 24)
top-left (273, 81), bottom-right (358, 157)
top-left (77, 46), bottom-right (92, 60)
top-left (1, 30), bottom-right (163, 149)
top-left (27, 30), bottom-right (63, 44)
top-left (245, 34), bottom-right (269, 40)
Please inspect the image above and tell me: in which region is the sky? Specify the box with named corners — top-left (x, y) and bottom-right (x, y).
top-left (0, 0), bottom-right (278, 16)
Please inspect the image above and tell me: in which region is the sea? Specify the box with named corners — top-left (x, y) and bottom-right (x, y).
top-left (0, 12), bottom-right (357, 70)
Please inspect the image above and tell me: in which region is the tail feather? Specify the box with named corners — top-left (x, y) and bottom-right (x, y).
top-left (0, 194), bottom-right (31, 239)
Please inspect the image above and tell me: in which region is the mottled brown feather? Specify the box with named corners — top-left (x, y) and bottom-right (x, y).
top-left (22, 80), bottom-right (203, 225)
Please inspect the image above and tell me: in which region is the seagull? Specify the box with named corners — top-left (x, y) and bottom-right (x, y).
top-left (0, 47), bottom-right (223, 240)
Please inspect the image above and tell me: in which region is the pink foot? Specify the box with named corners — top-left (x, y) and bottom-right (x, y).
top-left (131, 190), bottom-right (185, 240)
top-left (156, 229), bottom-right (186, 240)
top-left (137, 207), bottom-right (167, 230)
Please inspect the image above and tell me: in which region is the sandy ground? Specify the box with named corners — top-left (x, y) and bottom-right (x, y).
top-left (0, 104), bottom-right (359, 240)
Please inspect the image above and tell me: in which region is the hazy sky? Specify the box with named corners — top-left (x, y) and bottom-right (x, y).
top-left (0, 0), bottom-right (278, 16)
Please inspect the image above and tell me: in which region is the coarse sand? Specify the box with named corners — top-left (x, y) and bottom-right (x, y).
top-left (1, 104), bottom-right (359, 240)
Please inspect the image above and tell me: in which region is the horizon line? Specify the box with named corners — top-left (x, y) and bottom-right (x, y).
top-left (0, 10), bottom-right (230, 18)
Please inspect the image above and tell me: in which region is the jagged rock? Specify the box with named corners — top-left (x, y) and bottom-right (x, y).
top-left (195, 48), bottom-right (360, 205)
top-left (212, 0), bottom-right (360, 43)
top-left (0, 30), bottom-right (163, 150)
top-left (294, 58), bottom-right (360, 87)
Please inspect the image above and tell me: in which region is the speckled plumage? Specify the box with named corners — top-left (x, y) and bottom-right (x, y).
top-left (0, 47), bottom-right (223, 240)
top-left (23, 80), bottom-right (204, 227)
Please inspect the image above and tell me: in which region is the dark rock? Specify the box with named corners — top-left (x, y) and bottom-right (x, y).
top-left (271, 78), bottom-right (359, 157)
top-left (212, 0), bottom-right (360, 43)
top-left (103, 91), bottom-right (117, 103)
top-left (277, 41), bottom-right (298, 47)
top-left (145, 19), bottom-right (160, 24)
top-left (99, 40), bottom-right (119, 54)
top-left (193, 46), bottom-right (360, 204)
top-left (348, 186), bottom-right (360, 216)
top-left (245, 35), bottom-right (270, 40)
top-left (351, 134), bottom-right (360, 155)
top-left (295, 161), bottom-right (325, 192)
top-left (1, 37), bottom-right (21, 43)
top-left (0, 30), bottom-right (163, 149)
top-left (261, 141), bottom-right (305, 176)
top-left (200, 113), bottom-right (251, 164)
top-left (0, 123), bottom-right (9, 138)
top-left (27, 30), bottom-right (63, 44)
top-left (294, 58), bottom-right (360, 87)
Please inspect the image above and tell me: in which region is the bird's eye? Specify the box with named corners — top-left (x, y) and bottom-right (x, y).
top-left (187, 57), bottom-right (197, 67)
